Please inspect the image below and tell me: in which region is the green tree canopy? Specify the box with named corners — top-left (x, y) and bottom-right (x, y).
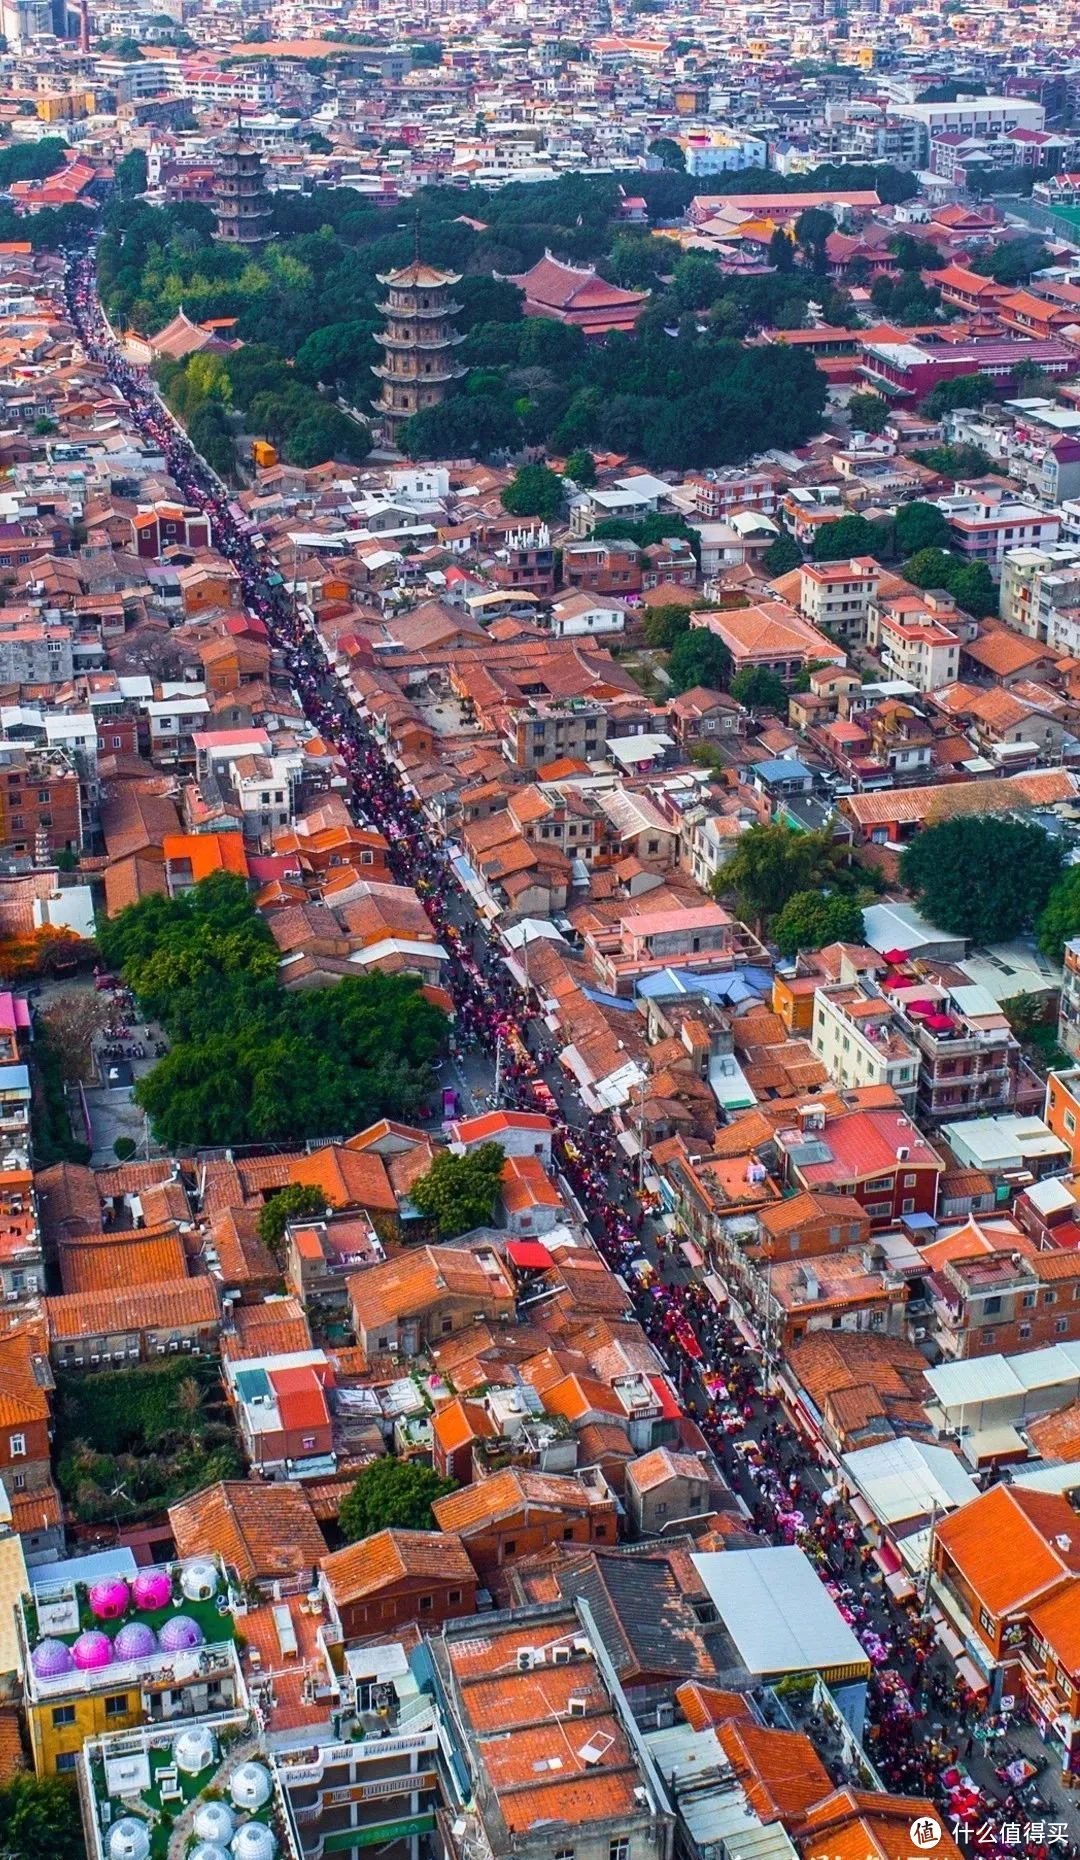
top-left (257, 1183), bottom-right (330, 1260)
top-left (847, 391), bottom-right (889, 435)
top-left (563, 447), bottom-right (596, 486)
top-left (410, 1141), bottom-right (505, 1237)
top-left (502, 462), bottom-right (564, 520)
top-left (642, 601), bottom-right (695, 649)
top-left (667, 627), bottom-right (732, 695)
top-left (923, 372), bottom-right (997, 418)
top-left (730, 665), bottom-right (787, 712)
top-left (338, 1458), bottom-right (456, 1541)
top-left (763, 531), bottom-right (802, 578)
top-left (100, 874), bottom-right (446, 1148)
top-left (714, 823), bottom-right (840, 928)
top-left (894, 500), bottom-right (951, 556)
top-left (900, 816), bottom-right (1064, 943)
top-left (772, 890), bottom-right (865, 959)
top-left (0, 1772), bottom-right (87, 1860)
top-left (1037, 866), bottom-right (1080, 961)
top-left (810, 512), bottom-right (878, 561)
top-left (649, 136), bottom-right (686, 171)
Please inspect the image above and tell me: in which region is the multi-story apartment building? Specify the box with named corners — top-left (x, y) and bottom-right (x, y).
top-left (0, 618), bottom-right (73, 687)
top-left (795, 557), bottom-right (882, 646)
top-left (506, 698), bottom-right (608, 771)
top-left (811, 983), bottom-right (920, 1110)
top-left (893, 983), bottom-right (1034, 1124)
top-left (940, 490), bottom-right (1062, 577)
top-left (19, 1555), bottom-right (245, 1773)
top-left (1056, 941), bottom-right (1080, 1062)
top-left (0, 745), bottom-right (81, 859)
top-left (1000, 543), bottom-right (1080, 642)
top-left (930, 1248), bottom-right (1080, 1359)
top-left (688, 467), bottom-right (779, 521)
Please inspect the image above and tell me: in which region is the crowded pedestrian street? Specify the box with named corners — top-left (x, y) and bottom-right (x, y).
top-left (61, 242), bottom-right (1080, 1860)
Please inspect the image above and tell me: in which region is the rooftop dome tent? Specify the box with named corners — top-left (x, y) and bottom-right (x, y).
top-left (231, 1826), bottom-right (277, 1860)
top-left (174, 1724), bottom-right (218, 1774)
top-left (180, 1557), bottom-right (220, 1600)
top-left (194, 1803), bottom-right (236, 1845)
top-left (108, 1823), bottom-right (150, 1860)
top-left (231, 1762), bottom-right (273, 1810)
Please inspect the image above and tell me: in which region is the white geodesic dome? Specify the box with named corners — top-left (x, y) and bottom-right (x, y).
top-left (230, 1762), bottom-right (272, 1810)
top-left (108, 1821), bottom-right (150, 1860)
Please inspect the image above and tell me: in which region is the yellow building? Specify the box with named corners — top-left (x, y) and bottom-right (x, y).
top-left (18, 1559), bottom-right (244, 1775)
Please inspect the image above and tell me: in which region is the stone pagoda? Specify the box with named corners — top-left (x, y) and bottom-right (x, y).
top-left (213, 124), bottom-right (271, 246)
top-left (372, 259), bottom-right (464, 440)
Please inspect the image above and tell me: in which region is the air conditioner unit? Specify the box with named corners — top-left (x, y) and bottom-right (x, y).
top-left (155, 1343), bottom-right (167, 1354)
top-left (516, 1649), bottom-right (534, 1672)
top-left (181, 1338), bottom-right (192, 1351)
top-left (168, 1339), bottom-right (179, 1352)
top-left (112, 1351), bottom-right (124, 1363)
top-left (90, 1353), bottom-right (100, 1364)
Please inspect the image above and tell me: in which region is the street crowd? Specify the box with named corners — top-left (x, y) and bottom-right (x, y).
top-left (64, 247), bottom-right (1074, 1860)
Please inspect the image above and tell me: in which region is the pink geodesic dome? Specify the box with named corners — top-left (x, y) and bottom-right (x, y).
top-left (89, 1578), bottom-right (130, 1620)
top-left (72, 1629), bottom-right (113, 1670)
top-left (31, 1637), bottom-right (75, 1678)
top-left (114, 1621), bottom-right (157, 1659)
top-left (159, 1614), bottom-right (205, 1652)
top-left (132, 1569), bottom-right (173, 1611)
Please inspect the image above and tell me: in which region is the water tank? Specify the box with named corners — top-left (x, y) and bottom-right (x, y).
top-left (108, 1821), bottom-right (151, 1860)
top-left (190, 1847), bottom-right (230, 1860)
top-left (230, 1762), bottom-right (272, 1811)
top-left (194, 1803), bottom-right (235, 1845)
top-left (180, 1558), bottom-right (219, 1601)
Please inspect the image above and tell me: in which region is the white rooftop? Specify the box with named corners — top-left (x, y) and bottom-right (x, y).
top-left (841, 1436), bottom-right (977, 1528)
top-left (692, 1546), bottom-right (867, 1678)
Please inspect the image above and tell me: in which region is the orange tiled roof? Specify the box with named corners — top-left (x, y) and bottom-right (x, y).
top-left (934, 1483), bottom-right (1080, 1617)
top-left (169, 1479), bottom-right (326, 1583)
top-left (58, 1221), bottom-right (188, 1295)
top-left (321, 1527), bottom-right (476, 1603)
top-left (44, 1275), bottom-right (220, 1342)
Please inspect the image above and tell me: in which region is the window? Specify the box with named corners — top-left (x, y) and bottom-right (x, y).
top-left (903, 1173), bottom-right (917, 1188)
top-left (503, 1540), bottom-right (516, 1556)
top-left (978, 1608), bottom-right (995, 1635)
top-left (56, 1752), bottom-right (77, 1773)
top-left (1022, 1293), bottom-right (1036, 1309)
top-left (1019, 1323), bottom-right (1032, 1341)
top-left (448, 1589), bottom-right (462, 1606)
top-left (301, 1436), bottom-right (316, 1451)
top-left (984, 1297), bottom-right (1001, 1316)
top-left (610, 1840), bottom-right (630, 1860)
top-left (556, 1849), bottom-right (575, 1860)
top-left (1057, 1317), bottom-right (1069, 1335)
top-left (105, 1693), bottom-right (129, 1718)
top-left (9, 1433), bottom-right (25, 1456)
top-left (52, 1705), bottom-right (76, 1728)
top-left (419, 1595), bottom-right (433, 1613)
top-left (902, 1198), bottom-right (916, 1214)
top-left (1044, 1291), bottom-right (1057, 1306)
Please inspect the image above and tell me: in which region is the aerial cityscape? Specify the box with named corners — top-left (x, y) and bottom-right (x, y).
top-left (8, 6), bottom-right (1080, 1860)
